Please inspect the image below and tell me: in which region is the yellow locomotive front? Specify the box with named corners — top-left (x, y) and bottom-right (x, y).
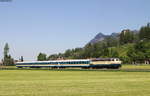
top-left (90, 58), bottom-right (122, 69)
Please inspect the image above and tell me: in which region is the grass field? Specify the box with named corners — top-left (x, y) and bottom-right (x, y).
top-left (0, 68), bottom-right (150, 96)
top-left (122, 64), bottom-right (150, 70)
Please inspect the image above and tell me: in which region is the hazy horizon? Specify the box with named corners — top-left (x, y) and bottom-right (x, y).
top-left (0, 0), bottom-right (150, 60)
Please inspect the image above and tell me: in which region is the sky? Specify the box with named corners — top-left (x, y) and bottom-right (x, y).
top-left (0, 0), bottom-right (150, 60)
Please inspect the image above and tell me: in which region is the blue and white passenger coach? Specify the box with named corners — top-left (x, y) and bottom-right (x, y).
top-left (16, 59), bottom-right (91, 68)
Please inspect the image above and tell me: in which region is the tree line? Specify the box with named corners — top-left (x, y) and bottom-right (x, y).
top-left (38, 23), bottom-right (150, 64)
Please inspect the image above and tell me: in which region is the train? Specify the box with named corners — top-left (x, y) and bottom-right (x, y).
top-left (15, 58), bottom-right (122, 69)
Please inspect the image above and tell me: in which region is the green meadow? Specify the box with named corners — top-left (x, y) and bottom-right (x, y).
top-left (0, 67), bottom-right (150, 96)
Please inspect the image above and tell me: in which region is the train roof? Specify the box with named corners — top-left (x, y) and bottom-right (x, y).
top-left (16, 59), bottom-right (91, 64)
top-left (91, 58), bottom-right (120, 61)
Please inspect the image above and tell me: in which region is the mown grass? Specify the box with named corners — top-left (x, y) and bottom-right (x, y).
top-left (2, 64), bottom-right (150, 72)
top-left (122, 64), bottom-right (150, 69)
top-left (0, 69), bottom-right (150, 96)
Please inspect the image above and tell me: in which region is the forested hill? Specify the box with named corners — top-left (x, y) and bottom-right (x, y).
top-left (38, 23), bottom-right (150, 64)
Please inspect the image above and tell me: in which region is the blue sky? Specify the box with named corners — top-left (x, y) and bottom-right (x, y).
top-left (0, 0), bottom-right (149, 60)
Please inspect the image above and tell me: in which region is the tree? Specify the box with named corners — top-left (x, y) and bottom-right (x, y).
top-left (4, 43), bottom-right (9, 57)
top-left (64, 49), bottom-right (72, 58)
top-left (3, 43), bottom-right (14, 66)
top-left (139, 23), bottom-right (150, 40)
top-left (37, 53), bottom-right (47, 61)
top-left (127, 45), bottom-right (138, 64)
top-left (105, 37), bottom-right (119, 47)
top-left (119, 29), bottom-right (134, 45)
top-left (108, 48), bottom-right (119, 58)
top-left (127, 40), bottom-right (150, 64)
top-left (48, 54), bottom-right (59, 60)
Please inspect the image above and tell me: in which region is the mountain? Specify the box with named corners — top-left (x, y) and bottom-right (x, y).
top-left (89, 33), bottom-right (107, 44)
top-left (89, 32), bottom-right (119, 44)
